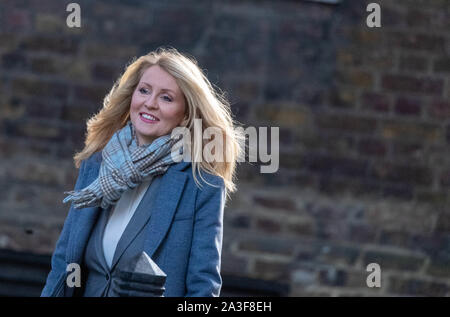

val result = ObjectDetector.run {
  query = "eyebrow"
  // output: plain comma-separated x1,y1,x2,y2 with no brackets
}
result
141,82,176,95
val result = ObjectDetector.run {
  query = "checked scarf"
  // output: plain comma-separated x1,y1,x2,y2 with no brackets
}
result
62,120,183,210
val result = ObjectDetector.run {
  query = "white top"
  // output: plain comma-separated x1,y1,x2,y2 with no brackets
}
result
102,178,153,269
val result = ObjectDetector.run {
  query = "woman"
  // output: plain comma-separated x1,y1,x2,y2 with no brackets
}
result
41,47,242,297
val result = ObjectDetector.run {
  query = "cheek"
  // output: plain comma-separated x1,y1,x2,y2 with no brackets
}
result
164,105,186,123
173,107,186,125
130,95,141,111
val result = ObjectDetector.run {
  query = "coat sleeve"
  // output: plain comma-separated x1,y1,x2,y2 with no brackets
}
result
185,174,226,297
40,159,87,297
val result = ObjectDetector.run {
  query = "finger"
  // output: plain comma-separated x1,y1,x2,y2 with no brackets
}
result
116,271,166,285
115,279,164,292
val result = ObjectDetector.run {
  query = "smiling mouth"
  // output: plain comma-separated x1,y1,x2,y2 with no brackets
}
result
140,112,160,122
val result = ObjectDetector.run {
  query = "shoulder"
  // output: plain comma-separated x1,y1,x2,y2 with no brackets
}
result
79,151,102,171
172,163,226,217
170,161,225,189
88,151,102,164
75,151,102,187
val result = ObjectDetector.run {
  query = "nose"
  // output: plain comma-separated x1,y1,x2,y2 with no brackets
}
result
144,94,158,110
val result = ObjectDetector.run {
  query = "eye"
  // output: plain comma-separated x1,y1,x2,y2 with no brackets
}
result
139,87,149,94
162,95,172,102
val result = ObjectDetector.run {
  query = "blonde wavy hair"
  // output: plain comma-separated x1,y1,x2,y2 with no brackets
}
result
73,47,243,194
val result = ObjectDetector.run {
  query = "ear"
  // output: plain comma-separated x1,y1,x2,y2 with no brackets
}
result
179,116,189,127
178,105,190,125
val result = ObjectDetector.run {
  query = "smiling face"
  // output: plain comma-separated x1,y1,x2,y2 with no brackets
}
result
129,65,187,146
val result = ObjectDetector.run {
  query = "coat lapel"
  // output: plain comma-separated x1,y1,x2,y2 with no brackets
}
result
143,168,188,259
108,176,162,271
94,204,111,271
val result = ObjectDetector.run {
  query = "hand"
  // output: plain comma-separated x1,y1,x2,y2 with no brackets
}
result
110,271,166,297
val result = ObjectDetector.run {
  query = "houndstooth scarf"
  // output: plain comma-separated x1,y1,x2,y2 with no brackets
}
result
62,120,183,210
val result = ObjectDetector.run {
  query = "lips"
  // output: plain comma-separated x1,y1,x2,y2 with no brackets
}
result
139,112,160,121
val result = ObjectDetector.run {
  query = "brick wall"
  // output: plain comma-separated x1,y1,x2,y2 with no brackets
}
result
0,0,449,296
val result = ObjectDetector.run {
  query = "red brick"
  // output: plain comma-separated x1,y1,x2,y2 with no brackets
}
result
361,92,390,112
91,63,120,81
378,229,412,248
415,190,448,206
382,120,441,141
253,196,296,211
382,74,443,95
370,162,433,186
2,52,28,70
315,114,377,134
12,78,68,101
364,251,426,272
433,57,450,73
74,84,109,103
389,277,449,296
435,212,450,233
357,138,387,157
6,9,32,31
336,70,373,88
348,224,378,243
394,97,422,116
30,57,59,74
20,35,79,54
303,154,368,179
238,238,294,257
399,55,428,72
382,6,405,28
427,255,450,278
221,252,249,276
228,214,251,229
397,32,445,52
428,99,450,119
390,140,423,159
318,268,347,286
61,104,95,123
253,260,291,282
405,9,431,28
328,88,356,109
25,98,63,120
447,124,450,144
256,217,281,234
286,221,315,237
441,170,450,187
382,184,414,200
